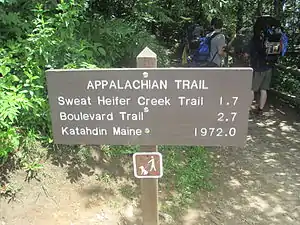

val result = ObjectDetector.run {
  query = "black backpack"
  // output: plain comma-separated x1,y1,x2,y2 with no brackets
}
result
253,16,288,65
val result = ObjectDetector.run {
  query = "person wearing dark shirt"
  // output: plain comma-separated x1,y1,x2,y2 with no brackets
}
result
245,35,273,115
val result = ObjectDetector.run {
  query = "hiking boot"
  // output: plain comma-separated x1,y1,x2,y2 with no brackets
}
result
249,108,255,116
254,108,264,116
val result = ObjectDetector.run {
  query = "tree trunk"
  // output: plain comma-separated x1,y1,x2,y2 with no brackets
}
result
236,1,244,33
256,0,262,17
274,0,284,19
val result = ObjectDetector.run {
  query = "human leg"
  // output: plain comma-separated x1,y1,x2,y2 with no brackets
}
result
258,69,272,110
251,91,254,105
251,71,263,107
259,90,267,110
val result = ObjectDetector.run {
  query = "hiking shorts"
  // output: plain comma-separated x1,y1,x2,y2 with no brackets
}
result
252,69,272,91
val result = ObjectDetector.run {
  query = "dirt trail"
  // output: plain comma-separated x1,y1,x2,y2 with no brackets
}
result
179,98,300,225
1,97,300,225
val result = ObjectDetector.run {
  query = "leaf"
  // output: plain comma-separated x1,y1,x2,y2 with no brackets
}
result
179,16,192,21
96,46,106,56
11,75,19,82
0,65,11,76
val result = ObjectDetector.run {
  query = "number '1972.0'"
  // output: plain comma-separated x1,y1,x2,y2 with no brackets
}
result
194,127,237,137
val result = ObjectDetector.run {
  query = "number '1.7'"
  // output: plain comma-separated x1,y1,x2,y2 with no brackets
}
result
220,97,238,106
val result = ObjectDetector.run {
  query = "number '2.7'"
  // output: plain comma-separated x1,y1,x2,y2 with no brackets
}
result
220,97,238,106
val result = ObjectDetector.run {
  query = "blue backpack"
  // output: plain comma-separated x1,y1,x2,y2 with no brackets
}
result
281,32,288,56
190,32,221,65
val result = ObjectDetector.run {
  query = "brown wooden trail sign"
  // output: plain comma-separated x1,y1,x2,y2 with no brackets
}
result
46,66,252,147
46,46,253,225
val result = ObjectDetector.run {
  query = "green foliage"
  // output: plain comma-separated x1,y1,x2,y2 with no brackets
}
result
272,66,300,98
102,145,139,158
0,182,21,203
160,146,213,210
0,0,170,176
81,17,169,67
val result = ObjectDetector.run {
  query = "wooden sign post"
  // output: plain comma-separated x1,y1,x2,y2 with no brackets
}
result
136,47,159,225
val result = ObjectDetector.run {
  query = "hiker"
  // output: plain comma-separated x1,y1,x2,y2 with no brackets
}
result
245,36,272,115
187,17,226,67
206,17,227,67
229,27,253,67
245,16,288,115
